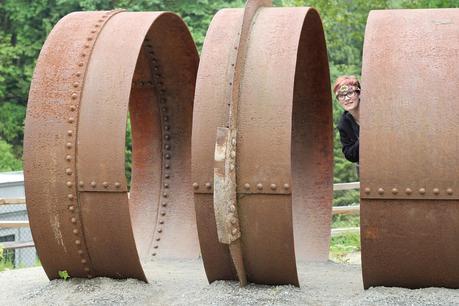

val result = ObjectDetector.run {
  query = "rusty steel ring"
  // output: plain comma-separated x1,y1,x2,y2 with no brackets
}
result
361,9,459,289
192,0,333,286
24,10,199,281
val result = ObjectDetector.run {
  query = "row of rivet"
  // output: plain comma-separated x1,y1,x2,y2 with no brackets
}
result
64,11,119,278
132,80,155,88
143,39,170,258
193,182,291,191
363,187,454,196
77,181,122,189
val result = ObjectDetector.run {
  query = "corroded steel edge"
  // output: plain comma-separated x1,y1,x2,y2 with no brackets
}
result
361,9,459,289
24,11,199,281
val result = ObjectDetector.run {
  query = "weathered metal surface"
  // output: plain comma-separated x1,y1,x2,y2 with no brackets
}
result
361,9,459,289
24,10,199,281
192,0,333,286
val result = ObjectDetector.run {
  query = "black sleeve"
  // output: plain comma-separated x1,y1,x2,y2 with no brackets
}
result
337,121,359,163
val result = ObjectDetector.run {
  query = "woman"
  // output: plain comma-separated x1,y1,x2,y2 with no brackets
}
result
334,75,360,176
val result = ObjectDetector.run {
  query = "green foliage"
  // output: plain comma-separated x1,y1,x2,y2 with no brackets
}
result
0,139,22,171
329,232,361,262
58,270,70,280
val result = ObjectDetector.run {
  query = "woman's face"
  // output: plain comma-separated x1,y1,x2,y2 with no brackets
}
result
336,85,360,112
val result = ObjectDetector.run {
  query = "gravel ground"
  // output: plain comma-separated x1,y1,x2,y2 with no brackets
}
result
1,256,459,305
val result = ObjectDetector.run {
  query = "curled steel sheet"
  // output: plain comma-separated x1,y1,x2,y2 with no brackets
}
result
24,10,199,281
192,0,333,286
361,9,459,289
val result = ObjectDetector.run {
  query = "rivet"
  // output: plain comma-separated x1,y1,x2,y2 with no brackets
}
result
84,44,90,48
71,217,77,224
230,217,237,224
84,267,90,272
71,93,78,99
205,182,211,189
163,193,168,198
75,240,81,245
68,194,74,200
154,245,158,249
103,182,109,188
87,37,93,41
364,187,371,194
419,188,426,195
231,228,238,235
78,249,84,255
114,182,120,188
90,29,96,33
157,228,162,233
165,163,170,169
94,24,100,28
405,188,412,195
433,188,440,195
391,188,398,195
68,117,75,123
78,62,84,67
156,237,161,241
70,105,76,111
152,253,157,256
66,168,73,175
68,205,75,211
165,153,171,159
378,188,384,195
73,82,79,88
284,183,290,190
270,184,277,190
165,174,170,179
75,71,82,77
230,151,236,158
73,229,79,235
66,181,73,187
81,259,87,264
164,183,169,188
161,202,167,207
79,181,84,187
98,19,104,23
229,82,233,86
164,125,170,131
91,181,96,188
159,220,164,224
161,98,167,104
256,183,263,190
161,211,166,216
67,130,73,136
66,142,72,149
164,116,169,122
164,134,171,140
244,183,250,190
446,188,453,195
154,66,159,71
81,53,86,57
164,144,171,150
229,205,236,212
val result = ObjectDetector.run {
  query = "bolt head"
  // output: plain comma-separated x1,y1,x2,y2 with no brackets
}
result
391,188,398,195
446,188,453,195
433,188,440,195
91,181,96,187
205,182,211,189
114,182,121,188
192,183,199,189
102,182,108,188
419,188,426,195
244,183,250,190
270,184,277,190
378,188,384,195
405,188,412,195
256,183,263,190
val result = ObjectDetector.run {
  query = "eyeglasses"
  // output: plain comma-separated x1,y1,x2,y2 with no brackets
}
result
336,90,359,101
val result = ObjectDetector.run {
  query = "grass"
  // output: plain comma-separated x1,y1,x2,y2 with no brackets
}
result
329,213,361,263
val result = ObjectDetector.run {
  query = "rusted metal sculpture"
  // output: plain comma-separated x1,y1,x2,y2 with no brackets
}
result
192,0,333,286
361,9,459,289
24,10,199,281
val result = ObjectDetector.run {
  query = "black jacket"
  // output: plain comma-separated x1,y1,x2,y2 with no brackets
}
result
337,111,359,163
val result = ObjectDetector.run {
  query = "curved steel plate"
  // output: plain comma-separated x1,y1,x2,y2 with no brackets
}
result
192,3,332,286
361,9,459,289
24,11,199,281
